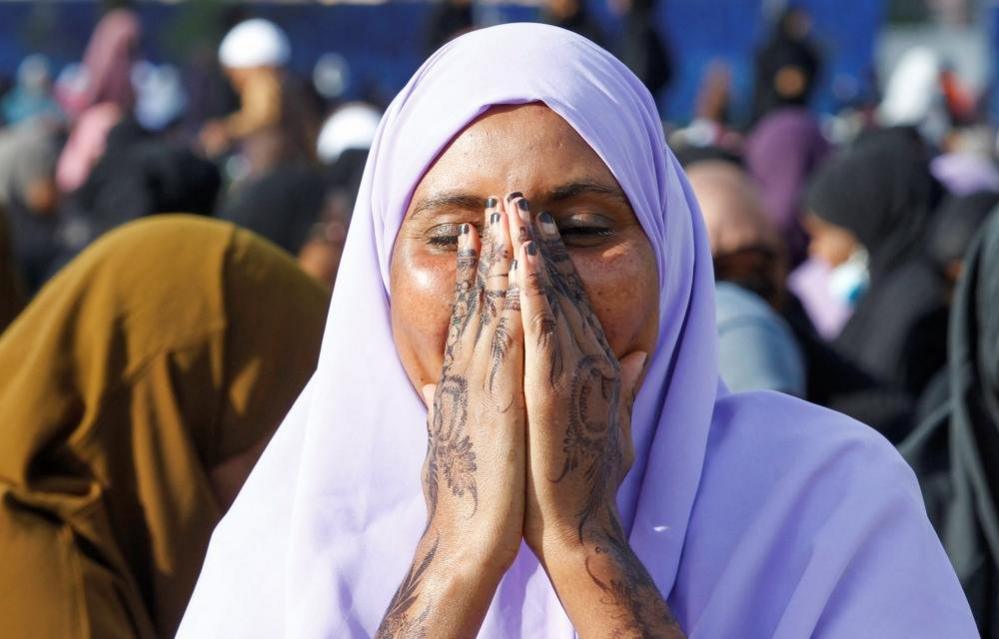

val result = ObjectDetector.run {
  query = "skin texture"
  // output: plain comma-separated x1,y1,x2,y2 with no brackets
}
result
803,211,861,268
381,104,682,638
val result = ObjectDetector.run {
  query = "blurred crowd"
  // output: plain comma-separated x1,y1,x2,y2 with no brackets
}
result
0,2,997,637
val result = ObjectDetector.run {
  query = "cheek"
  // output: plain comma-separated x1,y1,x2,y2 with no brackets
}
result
573,238,659,357
390,251,455,386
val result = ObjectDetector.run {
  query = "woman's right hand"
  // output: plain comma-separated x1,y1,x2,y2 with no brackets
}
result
421,196,526,569
376,197,525,638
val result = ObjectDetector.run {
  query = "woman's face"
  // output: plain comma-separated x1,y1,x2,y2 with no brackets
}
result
390,104,660,391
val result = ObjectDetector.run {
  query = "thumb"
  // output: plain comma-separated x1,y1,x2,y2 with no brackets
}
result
618,351,648,404
421,383,438,413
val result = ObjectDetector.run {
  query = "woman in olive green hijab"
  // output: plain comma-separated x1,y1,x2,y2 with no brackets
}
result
0,215,328,638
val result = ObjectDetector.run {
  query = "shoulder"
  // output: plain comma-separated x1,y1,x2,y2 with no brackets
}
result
674,392,976,637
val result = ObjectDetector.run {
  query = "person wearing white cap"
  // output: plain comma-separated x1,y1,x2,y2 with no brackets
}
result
199,18,298,158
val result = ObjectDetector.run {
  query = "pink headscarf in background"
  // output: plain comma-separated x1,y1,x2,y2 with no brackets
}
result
56,9,140,193
179,24,975,638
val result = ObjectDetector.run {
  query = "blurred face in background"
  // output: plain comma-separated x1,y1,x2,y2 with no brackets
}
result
803,212,860,267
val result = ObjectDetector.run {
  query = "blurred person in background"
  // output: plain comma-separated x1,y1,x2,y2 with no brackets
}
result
687,156,913,438
296,102,382,286
745,105,830,266
686,159,806,396
902,207,999,638
878,47,950,149
0,205,26,333
616,0,674,100
0,120,65,294
58,116,222,263
751,4,822,124
0,216,328,639
0,54,63,127
932,124,999,197
56,8,142,195
425,0,476,57
199,18,318,171
543,0,605,47
804,128,946,401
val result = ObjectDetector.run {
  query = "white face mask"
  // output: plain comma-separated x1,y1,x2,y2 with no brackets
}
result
827,248,870,308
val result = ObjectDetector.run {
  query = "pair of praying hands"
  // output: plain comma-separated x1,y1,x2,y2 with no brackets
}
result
377,194,683,638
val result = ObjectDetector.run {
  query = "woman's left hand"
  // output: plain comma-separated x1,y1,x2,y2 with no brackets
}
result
508,195,684,639
506,195,647,557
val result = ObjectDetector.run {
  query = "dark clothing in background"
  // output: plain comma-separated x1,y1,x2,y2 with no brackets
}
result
4,199,63,294
903,209,999,637
0,206,25,331
781,293,915,442
751,10,821,123
425,1,474,56
807,128,946,398
619,3,673,98
546,9,605,49
220,165,326,256
63,117,221,260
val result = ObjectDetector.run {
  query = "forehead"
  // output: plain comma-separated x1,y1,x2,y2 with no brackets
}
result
412,103,619,197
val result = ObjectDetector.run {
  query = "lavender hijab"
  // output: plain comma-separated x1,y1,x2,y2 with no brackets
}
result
180,24,975,638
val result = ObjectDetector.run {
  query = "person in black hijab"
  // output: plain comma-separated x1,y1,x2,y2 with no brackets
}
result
751,5,821,123
901,207,999,638
424,0,475,57
543,0,605,48
617,0,673,98
805,127,946,398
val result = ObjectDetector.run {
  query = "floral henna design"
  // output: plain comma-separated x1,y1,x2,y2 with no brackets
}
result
584,519,680,638
557,355,623,539
375,537,439,639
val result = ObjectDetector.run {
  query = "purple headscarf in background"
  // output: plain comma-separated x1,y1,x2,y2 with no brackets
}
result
179,24,975,638
746,107,830,265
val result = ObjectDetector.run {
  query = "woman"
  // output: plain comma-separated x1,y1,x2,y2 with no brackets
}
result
745,106,829,266
0,215,328,637
56,8,142,194
0,119,63,294
902,208,999,637
180,25,974,637
805,127,946,397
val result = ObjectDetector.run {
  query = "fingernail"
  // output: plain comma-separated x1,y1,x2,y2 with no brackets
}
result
506,191,523,202
490,212,500,225
538,211,557,235
460,223,470,235
526,242,537,256
517,198,530,212
486,197,498,209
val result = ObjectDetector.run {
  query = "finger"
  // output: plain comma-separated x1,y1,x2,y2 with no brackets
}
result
421,383,438,412
486,255,524,400
444,223,482,368
506,192,534,247
534,210,613,358
616,351,647,479
519,240,570,389
477,197,511,339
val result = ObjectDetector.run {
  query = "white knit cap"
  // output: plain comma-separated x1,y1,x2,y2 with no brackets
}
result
219,19,291,69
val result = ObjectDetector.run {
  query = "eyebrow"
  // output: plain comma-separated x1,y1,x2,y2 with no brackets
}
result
410,180,628,220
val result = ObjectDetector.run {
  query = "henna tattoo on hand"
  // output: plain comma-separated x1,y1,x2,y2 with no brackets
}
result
584,519,680,639
426,375,477,516
557,356,622,539
375,538,439,639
